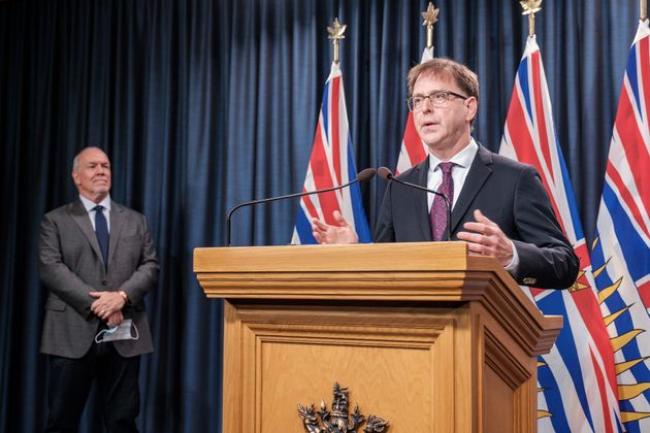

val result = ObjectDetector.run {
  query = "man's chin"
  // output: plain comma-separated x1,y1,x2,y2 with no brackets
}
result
420,133,442,146
91,189,110,200
93,184,110,192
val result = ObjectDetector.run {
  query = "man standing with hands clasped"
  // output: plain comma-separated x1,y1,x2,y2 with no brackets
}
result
312,58,578,289
39,147,158,432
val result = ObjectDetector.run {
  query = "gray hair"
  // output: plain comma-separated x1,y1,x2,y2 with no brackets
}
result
72,146,106,172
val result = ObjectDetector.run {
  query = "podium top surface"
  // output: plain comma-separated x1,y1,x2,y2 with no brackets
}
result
194,241,472,273
193,242,562,355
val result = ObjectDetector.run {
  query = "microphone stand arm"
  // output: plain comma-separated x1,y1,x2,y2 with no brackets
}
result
225,179,360,246
382,173,452,242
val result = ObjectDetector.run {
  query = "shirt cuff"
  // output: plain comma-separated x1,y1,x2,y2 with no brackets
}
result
503,240,519,272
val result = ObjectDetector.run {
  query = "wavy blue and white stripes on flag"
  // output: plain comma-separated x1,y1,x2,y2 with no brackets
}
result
500,35,622,433
591,20,650,433
291,62,371,244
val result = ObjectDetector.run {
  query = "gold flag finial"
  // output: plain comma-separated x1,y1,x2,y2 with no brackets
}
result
520,0,542,37
421,2,440,50
327,17,347,64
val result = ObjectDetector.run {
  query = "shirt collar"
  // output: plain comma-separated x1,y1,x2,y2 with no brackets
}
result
428,138,479,172
79,194,112,213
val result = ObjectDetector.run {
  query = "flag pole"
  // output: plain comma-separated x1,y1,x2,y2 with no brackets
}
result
421,2,439,52
519,0,542,37
327,18,347,65
642,0,648,21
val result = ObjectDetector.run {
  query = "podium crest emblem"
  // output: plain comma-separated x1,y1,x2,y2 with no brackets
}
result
297,383,389,433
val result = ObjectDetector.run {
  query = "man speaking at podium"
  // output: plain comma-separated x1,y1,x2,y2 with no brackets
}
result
312,58,578,289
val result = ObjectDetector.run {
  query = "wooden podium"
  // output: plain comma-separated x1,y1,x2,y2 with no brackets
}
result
194,242,562,433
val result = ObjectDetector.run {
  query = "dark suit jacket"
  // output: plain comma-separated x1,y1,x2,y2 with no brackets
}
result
39,199,159,358
375,145,579,289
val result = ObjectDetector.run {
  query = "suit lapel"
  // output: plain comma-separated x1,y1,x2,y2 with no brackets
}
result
451,146,493,233
108,201,125,269
414,158,433,241
69,200,104,263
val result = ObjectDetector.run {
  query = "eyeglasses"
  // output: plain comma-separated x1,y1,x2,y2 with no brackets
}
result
407,90,469,111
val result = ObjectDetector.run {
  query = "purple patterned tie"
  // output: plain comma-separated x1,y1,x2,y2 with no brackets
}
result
430,162,454,241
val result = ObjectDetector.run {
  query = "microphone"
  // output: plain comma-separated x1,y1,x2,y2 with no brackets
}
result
377,166,452,241
226,168,377,246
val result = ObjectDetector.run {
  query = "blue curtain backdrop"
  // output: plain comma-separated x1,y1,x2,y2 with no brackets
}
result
0,0,639,432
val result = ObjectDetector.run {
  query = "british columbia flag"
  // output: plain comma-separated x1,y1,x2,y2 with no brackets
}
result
499,36,622,433
395,47,433,175
590,21,650,433
292,62,371,244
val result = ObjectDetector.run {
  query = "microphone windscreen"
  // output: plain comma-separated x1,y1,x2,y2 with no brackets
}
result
377,166,393,180
356,167,377,182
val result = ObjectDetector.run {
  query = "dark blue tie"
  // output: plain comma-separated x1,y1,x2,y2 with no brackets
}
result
93,205,109,268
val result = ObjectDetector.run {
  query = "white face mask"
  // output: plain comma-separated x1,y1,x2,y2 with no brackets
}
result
94,319,139,344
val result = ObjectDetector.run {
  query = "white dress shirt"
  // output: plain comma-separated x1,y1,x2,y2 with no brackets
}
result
426,138,479,211
79,194,112,233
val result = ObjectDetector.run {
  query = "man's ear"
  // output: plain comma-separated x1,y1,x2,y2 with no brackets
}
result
465,97,478,123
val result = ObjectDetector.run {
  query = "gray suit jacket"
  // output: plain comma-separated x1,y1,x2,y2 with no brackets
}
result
39,199,158,358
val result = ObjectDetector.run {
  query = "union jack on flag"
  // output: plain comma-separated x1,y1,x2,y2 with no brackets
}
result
395,47,433,175
499,36,622,433
292,62,371,244
590,21,650,433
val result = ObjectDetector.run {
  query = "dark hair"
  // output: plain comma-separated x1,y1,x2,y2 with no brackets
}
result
407,58,479,101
